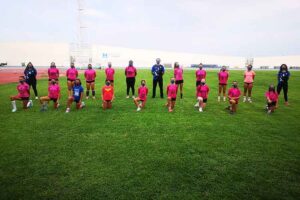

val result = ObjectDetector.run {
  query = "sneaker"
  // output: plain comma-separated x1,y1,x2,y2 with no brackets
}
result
27,100,33,108
223,97,226,102
267,110,272,114
132,95,135,99
126,96,130,99
65,108,70,113
194,102,199,107
199,107,203,112
56,103,60,108
217,96,220,102
11,108,17,112
35,96,38,100
137,107,141,112
243,96,247,102
92,96,96,100
80,102,85,108
86,96,89,100
248,97,252,103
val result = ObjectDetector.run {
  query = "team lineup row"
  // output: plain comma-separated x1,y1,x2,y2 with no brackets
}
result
10,59,291,114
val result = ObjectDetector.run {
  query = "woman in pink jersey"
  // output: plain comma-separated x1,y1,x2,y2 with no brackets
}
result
265,84,278,114
48,62,59,85
105,62,115,87
166,78,178,112
218,66,229,102
174,62,184,99
66,62,78,96
195,63,206,87
134,80,148,112
9,76,32,112
84,64,97,99
125,60,137,98
243,65,256,103
196,79,210,112
227,81,241,114
39,79,61,111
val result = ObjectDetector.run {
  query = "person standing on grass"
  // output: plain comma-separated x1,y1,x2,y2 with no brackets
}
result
105,62,115,87
9,76,32,112
65,78,85,113
227,81,241,114
66,62,78,97
174,62,184,99
24,62,38,99
277,64,290,106
84,64,97,99
39,79,60,111
133,80,148,112
265,84,278,114
102,81,114,110
196,79,210,112
125,60,137,98
166,78,178,112
47,62,59,85
194,63,206,107
218,66,229,102
243,64,256,103
152,58,165,98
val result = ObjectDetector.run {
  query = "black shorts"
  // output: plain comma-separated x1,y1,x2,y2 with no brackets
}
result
196,81,201,86
50,98,58,103
203,98,207,103
67,79,75,82
268,101,277,107
74,99,80,103
48,78,59,81
104,100,112,103
219,83,227,86
175,80,184,84
106,79,114,83
171,97,176,101
86,80,95,83
21,97,29,100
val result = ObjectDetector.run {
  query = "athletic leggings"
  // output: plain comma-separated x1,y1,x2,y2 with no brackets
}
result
126,77,135,95
26,79,38,96
277,82,288,102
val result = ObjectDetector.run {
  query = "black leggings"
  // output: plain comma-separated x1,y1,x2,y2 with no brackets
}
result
277,82,288,102
27,80,38,97
126,77,135,95
153,78,164,98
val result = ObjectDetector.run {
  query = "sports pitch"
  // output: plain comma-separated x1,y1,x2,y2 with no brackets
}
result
0,69,299,199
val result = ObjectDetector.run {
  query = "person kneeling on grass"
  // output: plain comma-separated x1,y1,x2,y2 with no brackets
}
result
10,76,33,112
40,79,61,111
66,78,85,113
227,81,241,114
134,80,148,112
265,84,278,114
196,79,210,112
102,81,114,110
166,78,178,112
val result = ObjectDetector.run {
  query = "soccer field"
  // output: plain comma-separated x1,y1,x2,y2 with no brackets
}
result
0,69,299,199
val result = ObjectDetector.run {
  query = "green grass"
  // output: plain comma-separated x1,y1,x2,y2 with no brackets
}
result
0,69,299,200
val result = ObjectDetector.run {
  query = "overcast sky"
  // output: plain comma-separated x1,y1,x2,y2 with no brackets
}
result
1,0,300,56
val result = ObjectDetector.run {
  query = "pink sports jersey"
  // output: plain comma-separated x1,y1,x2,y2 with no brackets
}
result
48,68,59,79
218,71,229,84
228,88,241,99
84,69,96,81
17,83,30,98
196,69,206,81
197,85,210,99
48,84,60,99
105,68,115,81
244,70,255,83
138,86,148,101
167,84,178,98
265,91,278,102
174,68,183,81
66,68,78,80
125,66,137,78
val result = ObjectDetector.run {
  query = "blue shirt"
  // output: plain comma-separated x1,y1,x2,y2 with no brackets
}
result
278,71,290,83
73,85,84,101
151,64,165,80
